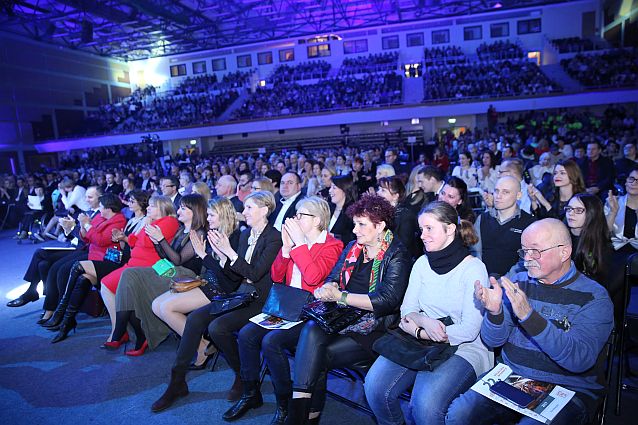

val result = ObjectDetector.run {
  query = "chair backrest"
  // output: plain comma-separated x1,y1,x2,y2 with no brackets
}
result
626,252,638,278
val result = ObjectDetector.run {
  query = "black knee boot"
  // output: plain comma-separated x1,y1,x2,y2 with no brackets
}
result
284,397,310,425
51,276,91,343
270,392,291,425
151,368,189,412
43,261,85,329
223,380,263,421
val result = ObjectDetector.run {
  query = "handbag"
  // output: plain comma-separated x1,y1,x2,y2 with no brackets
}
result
103,247,122,264
301,299,367,334
152,258,176,277
209,291,258,316
372,316,457,371
170,276,205,293
262,284,314,322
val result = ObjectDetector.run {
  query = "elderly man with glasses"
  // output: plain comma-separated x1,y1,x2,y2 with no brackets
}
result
447,218,613,425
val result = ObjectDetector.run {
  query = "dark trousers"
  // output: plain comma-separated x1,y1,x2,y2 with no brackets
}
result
292,321,374,411
238,321,303,395
23,248,71,286
43,250,87,311
173,300,263,373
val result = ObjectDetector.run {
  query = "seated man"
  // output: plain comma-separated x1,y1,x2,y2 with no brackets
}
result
447,218,613,425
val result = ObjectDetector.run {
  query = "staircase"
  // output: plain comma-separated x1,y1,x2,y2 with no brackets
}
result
217,89,250,122
541,63,584,93
403,76,424,104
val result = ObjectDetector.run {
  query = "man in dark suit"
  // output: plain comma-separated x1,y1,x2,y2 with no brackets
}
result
416,165,445,206
269,172,303,231
578,140,615,198
215,175,244,213
160,176,182,211
102,172,123,195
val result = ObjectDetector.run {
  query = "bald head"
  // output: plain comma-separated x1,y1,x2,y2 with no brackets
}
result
493,176,522,212
524,218,572,247
216,175,237,198
521,218,572,283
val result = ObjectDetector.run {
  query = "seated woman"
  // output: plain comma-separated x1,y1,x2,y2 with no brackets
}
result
224,196,344,423
151,191,282,412
438,176,476,222
104,194,207,355
42,193,127,333
151,196,241,361
327,175,357,244
451,151,479,189
285,194,411,425
529,159,585,221
604,170,638,324
99,195,180,347
48,190,148,335
377,176,422,260
364,201,491,425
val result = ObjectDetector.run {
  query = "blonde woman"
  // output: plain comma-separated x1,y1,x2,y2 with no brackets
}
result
99,195,179,348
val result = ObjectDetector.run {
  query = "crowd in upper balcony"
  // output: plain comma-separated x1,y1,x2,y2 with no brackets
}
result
338,52,399,75
476,40,525,61
423,46,466,65
561,48,638,88
267,61,332,84
552,37,598,54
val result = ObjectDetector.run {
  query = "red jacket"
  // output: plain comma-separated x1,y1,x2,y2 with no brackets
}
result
127,215,180,267
82,212,127,261
270,232,343,294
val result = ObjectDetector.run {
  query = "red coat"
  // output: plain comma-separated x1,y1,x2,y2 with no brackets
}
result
101,215,180,293
82,212,127,261
270,233,343,294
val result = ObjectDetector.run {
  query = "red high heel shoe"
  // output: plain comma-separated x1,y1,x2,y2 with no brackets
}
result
101,332,129,350
125,340,148,357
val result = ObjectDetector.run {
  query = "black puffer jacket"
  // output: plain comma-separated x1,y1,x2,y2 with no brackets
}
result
324,237,412,331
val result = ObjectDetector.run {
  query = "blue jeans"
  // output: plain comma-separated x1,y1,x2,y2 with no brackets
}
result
445,382,589,425
364,355,476,425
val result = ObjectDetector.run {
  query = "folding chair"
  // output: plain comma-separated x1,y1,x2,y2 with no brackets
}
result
615,253,638,415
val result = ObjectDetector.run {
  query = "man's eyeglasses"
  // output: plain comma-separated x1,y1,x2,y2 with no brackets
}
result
564,206,585,214
627,177,638,184
251,186,261,191
294,213,314,220
517,244,564,260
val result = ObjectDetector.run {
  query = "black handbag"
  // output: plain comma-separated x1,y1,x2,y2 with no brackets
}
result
301,299,367,334
209,291,258,316
372,316,457,371
262,284,314,321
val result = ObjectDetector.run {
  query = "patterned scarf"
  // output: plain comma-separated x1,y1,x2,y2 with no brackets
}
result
339,229,394,292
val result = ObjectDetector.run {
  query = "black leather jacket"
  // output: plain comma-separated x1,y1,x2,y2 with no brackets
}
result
325,237,412,331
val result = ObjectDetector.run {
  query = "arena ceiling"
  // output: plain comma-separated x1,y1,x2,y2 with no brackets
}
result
1,0,566,61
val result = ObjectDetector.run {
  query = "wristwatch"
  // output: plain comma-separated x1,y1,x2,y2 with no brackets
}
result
337,291,349,306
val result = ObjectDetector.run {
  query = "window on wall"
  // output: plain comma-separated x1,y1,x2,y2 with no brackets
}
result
382,35,399,50
192,61,206,74
279,48,294,62
212,58,226,71
307,43,331,58
432,29,450,44
170,64,187,77
518,18,541,35
237,54,252,68
343,39,368,54
490,22,509,38
464,25,482,41
258,51,273,65
406,32,424,47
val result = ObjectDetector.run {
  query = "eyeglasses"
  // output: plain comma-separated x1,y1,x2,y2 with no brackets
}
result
627,177,638,184
294,213,314,220
251,186,261,190
564,206,585,214
517,244,564,260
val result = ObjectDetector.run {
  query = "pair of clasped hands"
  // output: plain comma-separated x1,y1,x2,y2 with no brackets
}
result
188,228,234,261
399,275,534,343
59,212,90,234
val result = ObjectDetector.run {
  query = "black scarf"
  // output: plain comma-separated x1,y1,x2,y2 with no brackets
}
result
425,236,469,275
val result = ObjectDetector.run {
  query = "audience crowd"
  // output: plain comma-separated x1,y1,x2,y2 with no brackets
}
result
424,59,560,101
338,52,399,75
476,40,524,61
3,74,636,424
268,61,332,84
561,48,638,87
552,36,598,54
423,46,465,66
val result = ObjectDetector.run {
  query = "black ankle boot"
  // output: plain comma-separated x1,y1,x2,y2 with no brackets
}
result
270,392,290,425
43,262,85,328
284,397,310,425
223,380,263,421
51,315,77,344
151,369,189,412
